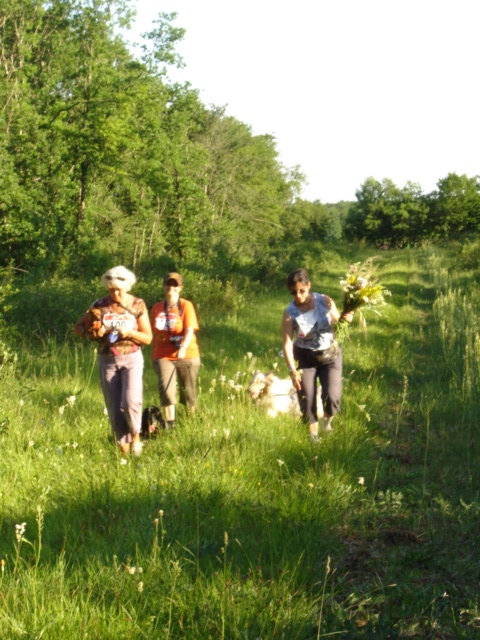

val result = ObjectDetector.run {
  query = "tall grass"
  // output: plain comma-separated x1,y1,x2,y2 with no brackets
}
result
1,244,480,637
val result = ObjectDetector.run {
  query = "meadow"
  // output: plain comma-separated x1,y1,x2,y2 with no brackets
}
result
1,243,480,638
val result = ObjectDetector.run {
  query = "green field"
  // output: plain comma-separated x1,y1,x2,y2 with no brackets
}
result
1,244,480,638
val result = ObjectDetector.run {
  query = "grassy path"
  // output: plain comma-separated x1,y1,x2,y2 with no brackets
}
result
1,246,480,638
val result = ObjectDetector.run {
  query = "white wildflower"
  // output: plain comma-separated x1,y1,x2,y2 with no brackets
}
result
15,522,26,542
58,406,65,415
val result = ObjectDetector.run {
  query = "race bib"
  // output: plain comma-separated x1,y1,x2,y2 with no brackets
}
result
155,311,179,331
103,313,136,332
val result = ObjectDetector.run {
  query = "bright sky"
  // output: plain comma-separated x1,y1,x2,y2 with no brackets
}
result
123,0,480,203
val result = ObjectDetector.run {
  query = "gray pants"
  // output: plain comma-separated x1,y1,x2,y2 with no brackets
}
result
294,345,343,423
98,350,144,445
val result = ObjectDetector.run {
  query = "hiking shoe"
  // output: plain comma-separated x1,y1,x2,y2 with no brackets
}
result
131,441,143,456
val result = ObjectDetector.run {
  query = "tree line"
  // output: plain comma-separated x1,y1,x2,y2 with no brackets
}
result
345,174,480,249
1,1,479,282
0,0,309,278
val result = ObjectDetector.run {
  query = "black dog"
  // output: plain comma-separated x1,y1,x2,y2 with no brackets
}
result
141,406,165,439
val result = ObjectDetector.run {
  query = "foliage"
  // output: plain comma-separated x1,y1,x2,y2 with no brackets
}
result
0,0,300,278
458,235,480,270
345,173,480,248
433,172,480,236
2,2,480,276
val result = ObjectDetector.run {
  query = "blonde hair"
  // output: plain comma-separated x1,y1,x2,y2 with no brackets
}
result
101,266,136,292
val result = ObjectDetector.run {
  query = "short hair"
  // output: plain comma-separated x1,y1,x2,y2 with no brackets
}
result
286,268,310,289
101,266,136,292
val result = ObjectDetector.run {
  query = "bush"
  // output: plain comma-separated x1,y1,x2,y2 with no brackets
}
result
459,236,480,270
4,275,98,339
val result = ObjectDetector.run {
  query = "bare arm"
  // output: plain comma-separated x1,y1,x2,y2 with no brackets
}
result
324,295,354,323
177,327,194,359
119,311,152,345
73,313,89,338
282,310,302,390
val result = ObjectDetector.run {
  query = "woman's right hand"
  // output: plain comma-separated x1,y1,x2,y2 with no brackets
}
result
289,369,302,390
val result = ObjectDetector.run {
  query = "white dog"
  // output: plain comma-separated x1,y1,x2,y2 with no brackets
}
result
248,370,323,419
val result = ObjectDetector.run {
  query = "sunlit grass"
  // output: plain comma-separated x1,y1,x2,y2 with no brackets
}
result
1,245,480,637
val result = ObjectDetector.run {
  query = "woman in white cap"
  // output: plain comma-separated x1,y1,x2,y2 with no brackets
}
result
74,266,152,454
150,272,201,429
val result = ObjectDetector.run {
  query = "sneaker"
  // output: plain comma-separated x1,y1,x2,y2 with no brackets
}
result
131,441,143,456
309,432,319,443
321,418,333,433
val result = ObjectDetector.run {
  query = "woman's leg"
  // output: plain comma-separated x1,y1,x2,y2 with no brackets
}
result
121,350,144,453
98,355,130,447
297,366,320,438
317,349,343,430
153,358,177,427
176,358,201,414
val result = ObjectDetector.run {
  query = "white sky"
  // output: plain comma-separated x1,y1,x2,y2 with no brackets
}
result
122,0,480,203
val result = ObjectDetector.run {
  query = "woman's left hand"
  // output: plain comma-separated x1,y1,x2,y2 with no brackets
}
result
177,345,187,359
341,311,354,323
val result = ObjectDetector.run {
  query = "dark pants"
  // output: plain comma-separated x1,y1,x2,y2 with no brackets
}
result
294,345,343,424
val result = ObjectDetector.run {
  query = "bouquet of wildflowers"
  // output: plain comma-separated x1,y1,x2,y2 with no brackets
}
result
336,258,391,343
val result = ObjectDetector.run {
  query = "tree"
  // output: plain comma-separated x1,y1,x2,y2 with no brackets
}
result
345,178,398,245
195,109,300,268
346,178,432,247
432,173,480,237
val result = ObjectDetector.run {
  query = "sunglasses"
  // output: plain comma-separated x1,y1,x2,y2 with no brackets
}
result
107,276,126,281
164,282,180,288
290,288,308,295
